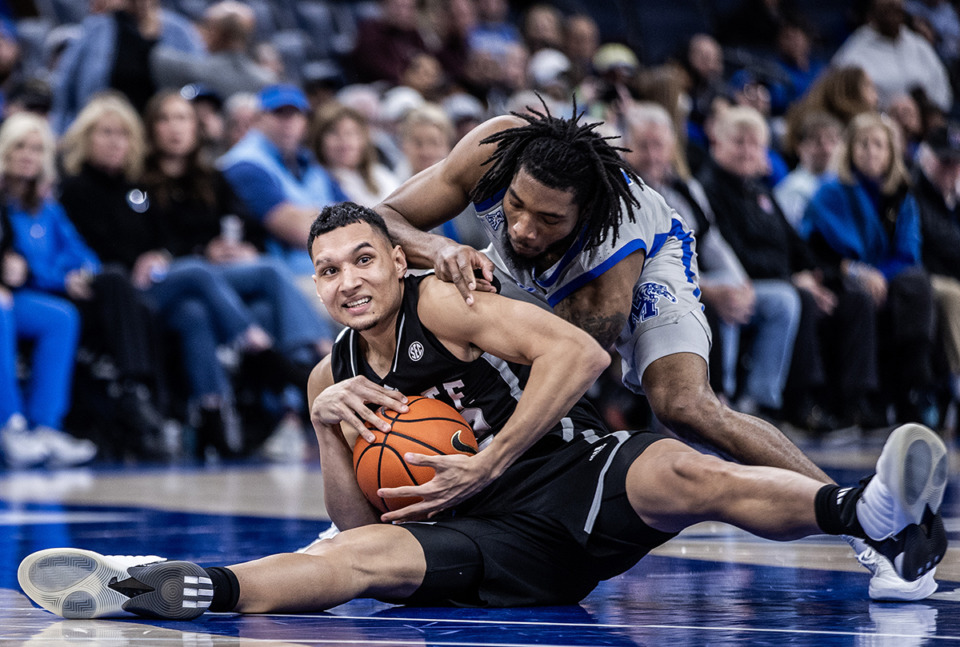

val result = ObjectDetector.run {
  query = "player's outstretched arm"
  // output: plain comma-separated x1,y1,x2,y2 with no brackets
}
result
379,277,610,522
376,116,525,305
308,358,403,529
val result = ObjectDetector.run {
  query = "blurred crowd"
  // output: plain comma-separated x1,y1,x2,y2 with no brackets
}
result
0,0,958,469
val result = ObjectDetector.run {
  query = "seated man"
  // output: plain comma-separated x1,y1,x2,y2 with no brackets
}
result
18,204,947,619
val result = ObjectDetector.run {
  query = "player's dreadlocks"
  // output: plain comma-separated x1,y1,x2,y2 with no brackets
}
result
471,101,642,250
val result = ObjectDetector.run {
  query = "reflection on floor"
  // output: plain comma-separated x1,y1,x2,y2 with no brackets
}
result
1,431,958,646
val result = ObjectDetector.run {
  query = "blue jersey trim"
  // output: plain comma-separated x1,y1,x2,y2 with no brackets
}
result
546,238,647,307
670,218,700,296
473,188,508,213
534,226,591,289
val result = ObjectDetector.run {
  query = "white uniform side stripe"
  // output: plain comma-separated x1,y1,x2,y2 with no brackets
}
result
583,430,632,534
480,354,523,402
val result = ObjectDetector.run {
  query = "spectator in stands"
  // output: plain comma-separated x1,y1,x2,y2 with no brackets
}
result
0,115,97,468
833,0,952,112
180,84,227,161
430,0,476,86
769,20,826,116
397,103,485,248
623,102,755,397
309,102,399,208
223,91,258,148
151,1,276,100
697,106,802,419
2,111,168,460
470,0,521,60
0,113,164,456
563,14,599,86
4,78,52,120
726,69,788,186
142,89,329,460
218,84,348,284
59,93,295,459
911,124,960,405
700,106,861,430
775,111,843,229
522,4,563,54
398,54,445,103
51,0,203,133
802,112,938,426
351,0,431,85
904,0,960,65
684,34,726,154
887,92,925,164
784,65,878,170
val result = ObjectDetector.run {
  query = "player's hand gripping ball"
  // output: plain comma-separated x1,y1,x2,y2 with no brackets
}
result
353,395,478,513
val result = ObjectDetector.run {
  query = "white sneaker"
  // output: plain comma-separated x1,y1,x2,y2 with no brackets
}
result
18,548,211,620
296,523,341,553
34,427,97,467
857,424,947,541
1,414,48,468
852,539,938,601
261,415,307,463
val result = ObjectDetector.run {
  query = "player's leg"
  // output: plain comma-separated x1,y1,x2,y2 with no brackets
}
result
626,424,948,580
230,524,426,613
19,524,427,619
641,349,832,483
624,437,823,539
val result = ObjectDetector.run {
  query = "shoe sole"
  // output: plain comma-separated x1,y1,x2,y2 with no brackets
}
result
18,549,211,620
877,424,948,531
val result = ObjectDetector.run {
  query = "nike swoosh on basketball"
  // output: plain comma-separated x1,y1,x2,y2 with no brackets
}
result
451,430,477,455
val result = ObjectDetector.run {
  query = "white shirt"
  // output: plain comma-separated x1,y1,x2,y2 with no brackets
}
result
833,25,952,111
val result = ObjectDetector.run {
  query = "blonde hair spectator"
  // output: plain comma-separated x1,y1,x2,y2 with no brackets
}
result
835,112,910,195
712,105,770,146
0,112,58,203
61,92,146,181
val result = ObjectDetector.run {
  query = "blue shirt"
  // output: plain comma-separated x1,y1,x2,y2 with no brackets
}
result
218,129,348,274
8,197,101,293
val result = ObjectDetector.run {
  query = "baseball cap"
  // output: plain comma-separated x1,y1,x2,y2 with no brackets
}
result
592,43,639,75
258,84,310,112
528,48,571,88
180,83,223,110
926,123,960,161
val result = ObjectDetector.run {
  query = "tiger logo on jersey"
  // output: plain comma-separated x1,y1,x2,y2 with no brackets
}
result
630,282,677,330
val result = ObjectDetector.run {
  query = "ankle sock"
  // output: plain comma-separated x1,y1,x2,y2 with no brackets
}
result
204,566,240,612
815,483,867,538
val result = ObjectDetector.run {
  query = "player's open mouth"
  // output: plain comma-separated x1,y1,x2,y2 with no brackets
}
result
344,297,371,310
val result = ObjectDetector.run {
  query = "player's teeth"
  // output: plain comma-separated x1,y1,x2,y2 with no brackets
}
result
347,297,370,307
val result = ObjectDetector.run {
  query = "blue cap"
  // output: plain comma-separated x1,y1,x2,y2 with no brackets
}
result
258,84,309,112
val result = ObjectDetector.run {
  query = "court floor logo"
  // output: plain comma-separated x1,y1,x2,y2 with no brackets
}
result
630,282,677,329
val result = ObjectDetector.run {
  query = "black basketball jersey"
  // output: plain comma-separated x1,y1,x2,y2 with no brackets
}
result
330,274,608,448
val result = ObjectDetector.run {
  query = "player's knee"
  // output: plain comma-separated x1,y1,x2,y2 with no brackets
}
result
664,452,734,516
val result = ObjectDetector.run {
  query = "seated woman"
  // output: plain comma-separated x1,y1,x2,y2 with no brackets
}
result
0,122,96,467
309,102,399,207
58,92,314,460
141,89,332,459
803,111,938,426
2,112,167,460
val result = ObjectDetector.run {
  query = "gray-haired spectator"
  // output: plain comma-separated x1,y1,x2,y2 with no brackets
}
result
150,1,277,99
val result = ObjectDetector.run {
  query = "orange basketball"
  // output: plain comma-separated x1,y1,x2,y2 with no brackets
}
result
353,395,478,513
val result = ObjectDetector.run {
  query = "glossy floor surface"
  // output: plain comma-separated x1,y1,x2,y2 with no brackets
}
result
2,429,959,646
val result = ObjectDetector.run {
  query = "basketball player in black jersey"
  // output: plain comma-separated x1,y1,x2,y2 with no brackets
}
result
17,203,947,618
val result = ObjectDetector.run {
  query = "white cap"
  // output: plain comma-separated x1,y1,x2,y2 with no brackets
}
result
527,48,571,88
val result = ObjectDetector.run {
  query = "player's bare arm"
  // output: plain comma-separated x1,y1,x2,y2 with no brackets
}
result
552,249,646,349
376,116,527,304
379,276,610,522
307,358,397,529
